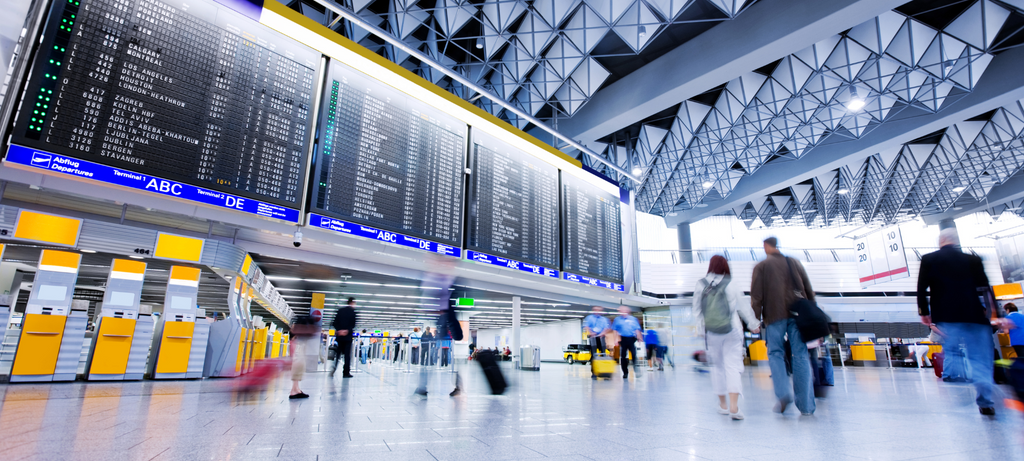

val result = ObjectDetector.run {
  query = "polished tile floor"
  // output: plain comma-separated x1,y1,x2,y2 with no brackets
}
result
1,360,1022,461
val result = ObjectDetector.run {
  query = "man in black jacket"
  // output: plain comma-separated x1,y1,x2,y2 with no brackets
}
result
917,228,996,415
331,297,357,378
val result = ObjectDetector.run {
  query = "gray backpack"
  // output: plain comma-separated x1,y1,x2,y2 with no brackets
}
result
699,277,733,334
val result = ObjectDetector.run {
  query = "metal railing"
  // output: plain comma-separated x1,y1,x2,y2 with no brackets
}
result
639,247,998,264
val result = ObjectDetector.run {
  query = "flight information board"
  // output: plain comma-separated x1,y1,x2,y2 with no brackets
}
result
309,60,466,246
9,0,320,210
561,173,624,284
466,130,559,270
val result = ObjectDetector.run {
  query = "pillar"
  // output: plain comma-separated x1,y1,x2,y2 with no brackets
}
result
512,296,521,369
677,223,693,263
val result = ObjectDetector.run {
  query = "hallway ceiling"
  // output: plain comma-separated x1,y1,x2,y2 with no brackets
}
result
289,0,1024,230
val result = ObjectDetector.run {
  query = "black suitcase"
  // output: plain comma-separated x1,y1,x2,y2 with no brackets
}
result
476,350,507,394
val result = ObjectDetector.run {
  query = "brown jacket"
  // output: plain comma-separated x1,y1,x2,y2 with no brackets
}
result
750,254,815,325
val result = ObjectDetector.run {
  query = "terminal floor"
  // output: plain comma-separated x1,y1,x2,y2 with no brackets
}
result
1,361,1022,461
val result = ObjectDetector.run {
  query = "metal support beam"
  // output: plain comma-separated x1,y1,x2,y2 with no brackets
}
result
922,172,1024,225
512,296,521,370
665,44,1024,228
555,0,904,146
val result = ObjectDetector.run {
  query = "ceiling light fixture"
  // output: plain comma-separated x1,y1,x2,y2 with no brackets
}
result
846,87,866,112
952,186,966,192
129,255,144,259
632,167,642,176
638,25,647,40
837,188,850,195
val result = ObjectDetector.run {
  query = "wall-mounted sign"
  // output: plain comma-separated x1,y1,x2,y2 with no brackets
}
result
854,226,909,288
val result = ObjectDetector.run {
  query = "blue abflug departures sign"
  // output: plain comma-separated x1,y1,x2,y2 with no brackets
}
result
562,272,625,292
7,145,300,222
465,250,559,278
308,213,461,257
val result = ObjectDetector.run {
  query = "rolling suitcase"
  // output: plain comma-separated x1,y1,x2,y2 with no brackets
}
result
932,352,944,378
591,353,616,378
476,350,507,394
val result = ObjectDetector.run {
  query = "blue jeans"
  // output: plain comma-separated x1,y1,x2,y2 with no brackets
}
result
936,323,995,408
942,344,966,381
766,319,815,414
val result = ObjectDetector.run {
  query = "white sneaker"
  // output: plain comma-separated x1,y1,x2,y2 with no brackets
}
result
717,406,730,415
730,410,744,420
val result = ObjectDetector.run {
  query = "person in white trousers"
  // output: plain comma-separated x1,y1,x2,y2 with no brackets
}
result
693,255,760,420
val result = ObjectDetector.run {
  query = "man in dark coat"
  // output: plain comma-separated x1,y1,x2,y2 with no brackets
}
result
751,237,816,415
331,297,357,378
918,228,996,416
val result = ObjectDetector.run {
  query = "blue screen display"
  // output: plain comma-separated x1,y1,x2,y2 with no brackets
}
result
309,213,461,257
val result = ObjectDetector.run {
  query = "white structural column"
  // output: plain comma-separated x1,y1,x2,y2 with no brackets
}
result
512,296,521,369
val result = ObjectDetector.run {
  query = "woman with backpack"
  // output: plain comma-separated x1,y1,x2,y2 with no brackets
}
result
693,255,760,420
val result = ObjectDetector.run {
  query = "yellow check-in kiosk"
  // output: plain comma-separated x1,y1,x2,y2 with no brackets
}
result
148,265,202,379
11,249,86,382
86,259,151,381
270,330,282,358
283,334,290,357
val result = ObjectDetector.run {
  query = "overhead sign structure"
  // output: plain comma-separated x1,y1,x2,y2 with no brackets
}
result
854,226,909,288
5,0,319,221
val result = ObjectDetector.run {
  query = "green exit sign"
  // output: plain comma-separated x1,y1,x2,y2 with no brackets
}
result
374,330,381,334
456,298,474,306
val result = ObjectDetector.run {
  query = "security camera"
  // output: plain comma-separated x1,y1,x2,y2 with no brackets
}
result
293,229,303,248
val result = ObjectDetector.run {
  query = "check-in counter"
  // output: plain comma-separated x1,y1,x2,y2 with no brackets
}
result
86,259,148,381
11,249,86,383
148,266,202,379
270,330,282,358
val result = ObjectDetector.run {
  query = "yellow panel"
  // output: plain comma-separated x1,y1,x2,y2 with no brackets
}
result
155,322,194,374
235,328,247,372
270,331,282,358
13,314,67,376
261,1,583,170
0,244,6,260
851,344,877,361
927,344,942,359
112,259,147,274
240,254,253,276
245,329,256,370
312,292,325,309
994,283,1023,300
154,233,204,263
14,210,81,246
169,266,202,282
89,318,137,375
40,249,81,269
748,340,768,361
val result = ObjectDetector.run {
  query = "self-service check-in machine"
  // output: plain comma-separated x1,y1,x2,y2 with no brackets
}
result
11,249,87,382
270,329,282,358
205,278,250,377
85,259,150,381
147,266,201,379
187,310,211,379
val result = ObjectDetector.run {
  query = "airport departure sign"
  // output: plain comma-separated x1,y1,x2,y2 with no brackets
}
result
561,172,625,286
466,130,560,272
309,60,466,247
8,0,320,216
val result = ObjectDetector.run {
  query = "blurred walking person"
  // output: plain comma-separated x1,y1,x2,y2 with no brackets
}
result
695,255,760,420
611,306,642,379
584,306,611,378
644,328,661,371
918,228,998,416
415,257,464,397
288,315,319,399
751,237,816,415
330,298,357,378
409,328,422,364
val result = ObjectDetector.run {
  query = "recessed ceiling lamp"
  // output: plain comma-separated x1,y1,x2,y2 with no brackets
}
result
702,180,714,188
632,167,642,176
846,87,866,112
837,188,850,195
129,255,144,259
952,186,966,192
475,39,483,50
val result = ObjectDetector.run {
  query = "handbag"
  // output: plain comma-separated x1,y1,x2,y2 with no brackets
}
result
785,257,831,342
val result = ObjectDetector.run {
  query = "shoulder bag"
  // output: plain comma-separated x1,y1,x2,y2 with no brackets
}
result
785,257,831,342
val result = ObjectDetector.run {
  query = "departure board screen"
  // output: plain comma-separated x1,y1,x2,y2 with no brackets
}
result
467,130,559,269
9,0,320,208
309,60,466,246
561,173,624,283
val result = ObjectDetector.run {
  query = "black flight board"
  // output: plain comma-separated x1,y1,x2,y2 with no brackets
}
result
310,60,466,246
562,173,624,283
467,130,559,269
11,0,320,207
